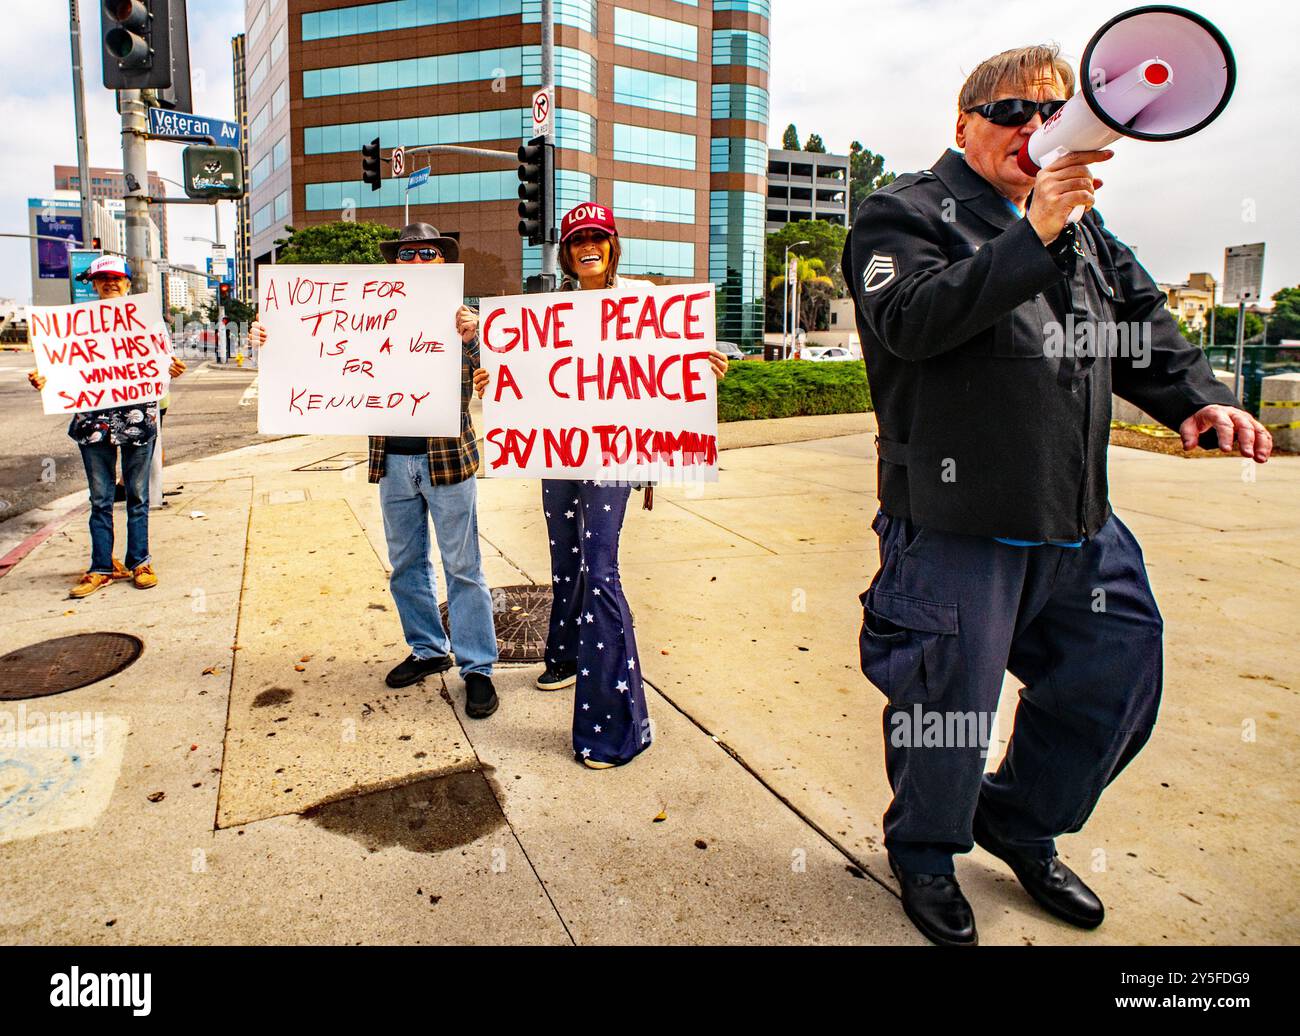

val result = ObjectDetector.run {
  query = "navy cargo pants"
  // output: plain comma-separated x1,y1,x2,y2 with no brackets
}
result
860,510,1164,875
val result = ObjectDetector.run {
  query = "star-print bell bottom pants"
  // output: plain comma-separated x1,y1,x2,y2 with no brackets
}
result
542,479,652,766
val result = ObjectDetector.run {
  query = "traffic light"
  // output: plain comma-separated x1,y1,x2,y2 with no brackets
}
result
218,282,231,304
517,135,555,245
361,138,382,191
101,0,177,91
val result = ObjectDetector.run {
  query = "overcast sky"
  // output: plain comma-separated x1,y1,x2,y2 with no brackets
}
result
3,1,1296,303
768,0,1300,300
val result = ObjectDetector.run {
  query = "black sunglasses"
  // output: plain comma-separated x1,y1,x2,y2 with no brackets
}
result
964,98,1068,127
397,246,441,261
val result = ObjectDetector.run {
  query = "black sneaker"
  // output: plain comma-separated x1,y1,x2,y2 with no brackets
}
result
464,673,499,719
536,660,578,691
385,653,452,688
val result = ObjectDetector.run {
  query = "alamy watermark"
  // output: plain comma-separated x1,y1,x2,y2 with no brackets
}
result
889,704,997,758
1043,316,1151,368
0,705,105,759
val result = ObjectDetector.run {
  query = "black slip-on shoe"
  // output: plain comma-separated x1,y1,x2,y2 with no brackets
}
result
385,653,453,688
464,673,499,719
888,855,978,947
972,809,1104,929
536,660,577,691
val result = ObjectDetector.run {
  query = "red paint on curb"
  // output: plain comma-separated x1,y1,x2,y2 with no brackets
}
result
0,503,88,580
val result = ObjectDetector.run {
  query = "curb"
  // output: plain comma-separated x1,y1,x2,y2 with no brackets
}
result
0,502,88,581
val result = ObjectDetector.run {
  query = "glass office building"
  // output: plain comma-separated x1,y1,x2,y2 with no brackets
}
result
242,0,769,347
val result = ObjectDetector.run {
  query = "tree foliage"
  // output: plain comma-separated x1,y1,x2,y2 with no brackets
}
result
804,133,826,153
206,295,256,325
1202,304,1264,345
848,142,897,217
781,123,801,150
765,219,849,296
1267,286,1300,342
274,221,399,265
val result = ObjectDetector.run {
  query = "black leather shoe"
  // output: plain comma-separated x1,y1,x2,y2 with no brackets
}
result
972,810,1105,929
888,855,978,946
536,660,577,690
385,653,452,688
464,673,499,719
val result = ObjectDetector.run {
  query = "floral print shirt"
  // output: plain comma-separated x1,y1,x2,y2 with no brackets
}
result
67,403,159,448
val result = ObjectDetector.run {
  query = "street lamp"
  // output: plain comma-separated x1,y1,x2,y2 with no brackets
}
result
782,239,809,358
185,232,227,362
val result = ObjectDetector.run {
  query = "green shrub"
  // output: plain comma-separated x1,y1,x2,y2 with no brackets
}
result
716,359,871,422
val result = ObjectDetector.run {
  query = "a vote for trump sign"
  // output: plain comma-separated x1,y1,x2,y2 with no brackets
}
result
29,293,172,415
479,283,719,482
256,263,464,437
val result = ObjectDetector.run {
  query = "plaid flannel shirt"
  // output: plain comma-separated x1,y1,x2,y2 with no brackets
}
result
367,334,479,485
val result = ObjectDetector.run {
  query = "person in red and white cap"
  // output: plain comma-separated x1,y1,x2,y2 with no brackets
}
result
27,255,187,597
474,203,728,769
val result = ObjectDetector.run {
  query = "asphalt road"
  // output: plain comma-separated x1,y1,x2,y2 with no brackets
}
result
0,352,264,523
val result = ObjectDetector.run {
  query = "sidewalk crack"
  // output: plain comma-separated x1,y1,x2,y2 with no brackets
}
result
439,682,577,945
641,674,899,902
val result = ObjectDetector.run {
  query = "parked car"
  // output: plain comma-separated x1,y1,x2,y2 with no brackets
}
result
806,346,856,362
716,340,747,362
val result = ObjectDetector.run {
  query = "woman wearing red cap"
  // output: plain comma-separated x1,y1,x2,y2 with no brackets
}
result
475,203,727,768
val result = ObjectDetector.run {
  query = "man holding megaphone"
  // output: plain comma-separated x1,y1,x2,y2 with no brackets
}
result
844,13,1271,947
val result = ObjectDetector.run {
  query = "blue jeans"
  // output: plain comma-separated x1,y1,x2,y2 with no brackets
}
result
79,440,152,573
378,454,497,677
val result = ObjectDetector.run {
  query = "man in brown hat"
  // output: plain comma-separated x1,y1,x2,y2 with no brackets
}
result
250,222,498,719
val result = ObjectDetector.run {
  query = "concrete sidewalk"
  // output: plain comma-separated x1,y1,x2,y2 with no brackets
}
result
0,420,1295,945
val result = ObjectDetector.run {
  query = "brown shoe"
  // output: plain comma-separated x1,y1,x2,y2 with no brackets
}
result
69,572,115,599
132,563,158,589
109,558,132,580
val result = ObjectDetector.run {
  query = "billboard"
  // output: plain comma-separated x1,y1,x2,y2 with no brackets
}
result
36,212,83,280
69,250,102,303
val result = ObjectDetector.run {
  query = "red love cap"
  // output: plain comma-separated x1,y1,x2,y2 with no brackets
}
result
560,203,617,242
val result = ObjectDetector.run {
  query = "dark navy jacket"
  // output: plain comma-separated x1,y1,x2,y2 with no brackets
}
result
843,149,1236,541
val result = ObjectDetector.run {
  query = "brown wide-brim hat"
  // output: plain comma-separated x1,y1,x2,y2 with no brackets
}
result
379,222,460,263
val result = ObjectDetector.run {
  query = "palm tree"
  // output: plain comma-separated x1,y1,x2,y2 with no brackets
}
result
770,256,836,335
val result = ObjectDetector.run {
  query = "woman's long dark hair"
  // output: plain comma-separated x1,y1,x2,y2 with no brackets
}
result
560,232,621,288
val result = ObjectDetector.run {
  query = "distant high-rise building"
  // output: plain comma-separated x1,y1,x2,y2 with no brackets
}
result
242,0,770,347
765,148,850,231
232,32,254,303
53,165,170,259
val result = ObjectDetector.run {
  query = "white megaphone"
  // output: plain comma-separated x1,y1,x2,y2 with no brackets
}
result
1017,5,1236,221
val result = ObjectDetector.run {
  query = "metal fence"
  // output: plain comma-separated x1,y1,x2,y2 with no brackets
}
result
1205,345,1300,415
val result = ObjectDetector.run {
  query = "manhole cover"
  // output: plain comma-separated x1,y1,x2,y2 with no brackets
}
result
440,584,551,663
0,632,144,700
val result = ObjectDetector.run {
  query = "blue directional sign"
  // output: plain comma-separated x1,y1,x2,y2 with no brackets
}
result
206,257,235,287
407,167,430,191
149,107,242,148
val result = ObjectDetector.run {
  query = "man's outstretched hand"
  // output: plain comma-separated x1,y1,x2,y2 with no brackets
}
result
1179,403,1273,462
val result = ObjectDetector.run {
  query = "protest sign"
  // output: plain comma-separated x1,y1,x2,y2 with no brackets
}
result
29,292,171,416
479,282,719,482
256,263,464,437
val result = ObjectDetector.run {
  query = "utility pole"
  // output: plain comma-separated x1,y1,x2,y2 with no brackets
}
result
1233,300,1246,400
214,201,225,361
540,0,557,283
68,0,94,239
119,88,152,294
